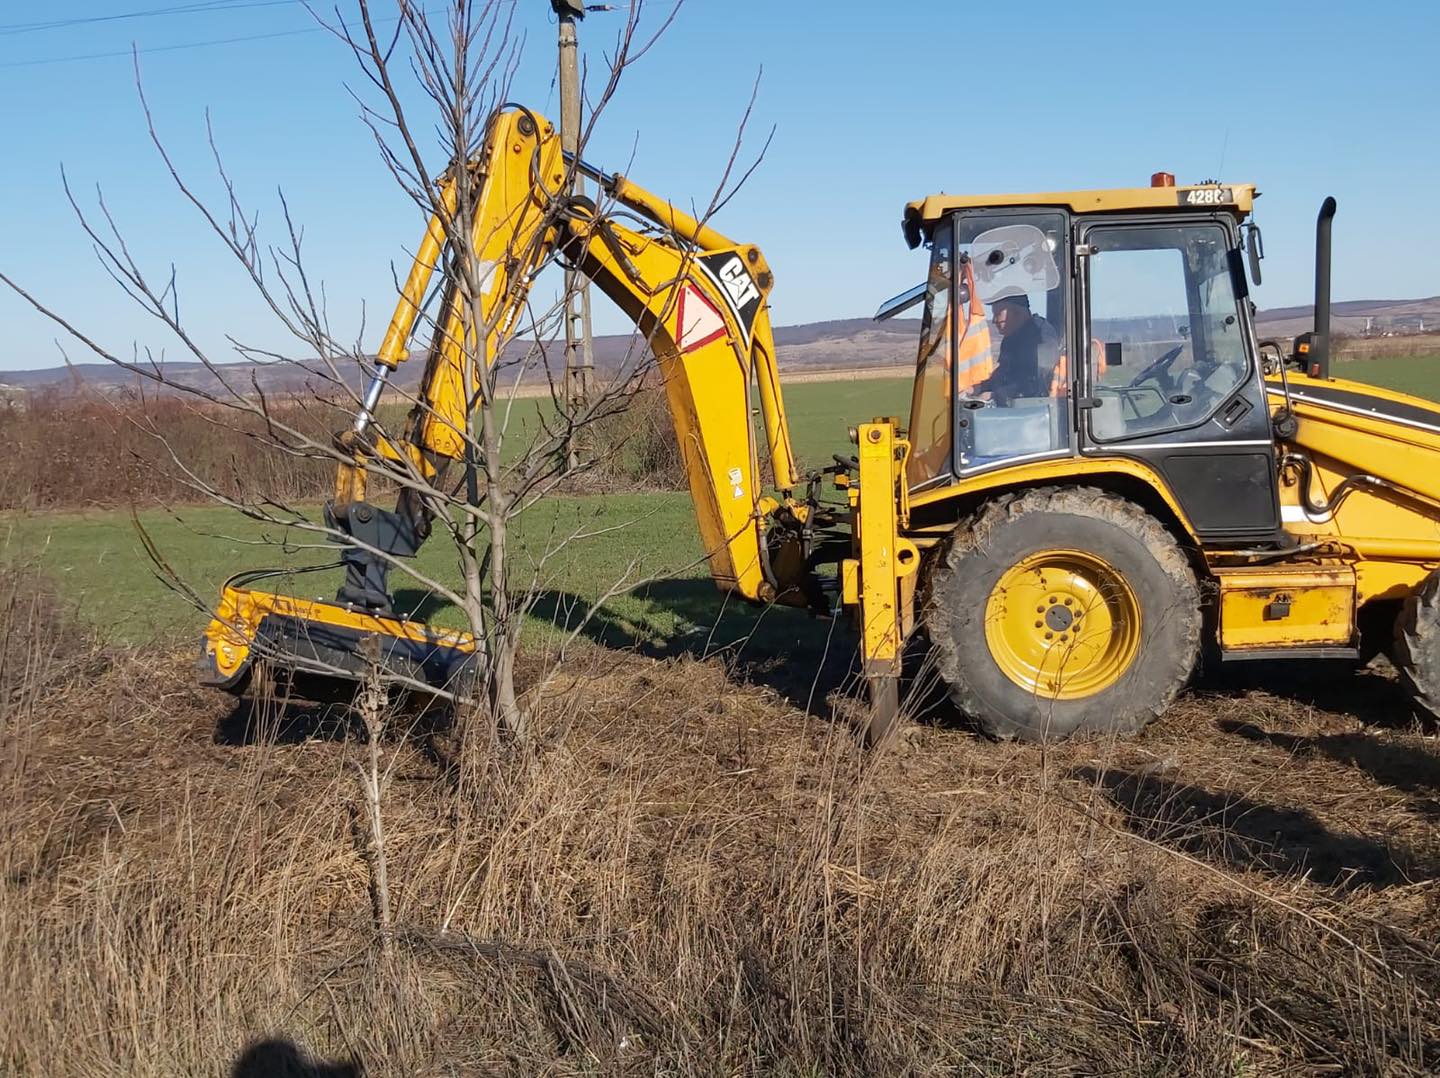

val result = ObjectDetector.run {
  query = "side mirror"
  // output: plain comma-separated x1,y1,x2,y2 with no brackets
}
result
1246,223,1264,286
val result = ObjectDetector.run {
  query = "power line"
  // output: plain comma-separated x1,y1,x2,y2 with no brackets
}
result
0,6,446,70
0,1,302,37
0,23,324,68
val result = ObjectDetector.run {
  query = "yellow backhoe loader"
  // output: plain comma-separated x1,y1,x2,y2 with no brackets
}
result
201,107,1440,743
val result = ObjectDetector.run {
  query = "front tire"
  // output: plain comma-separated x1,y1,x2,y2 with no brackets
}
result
925,487,1200,741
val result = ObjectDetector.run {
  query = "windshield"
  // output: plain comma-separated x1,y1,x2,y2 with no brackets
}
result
906,211,1073,484
907,225,953,486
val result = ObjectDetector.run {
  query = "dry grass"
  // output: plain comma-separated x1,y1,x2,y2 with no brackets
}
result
0,387,684,510
572,386,687,493
0,391,342,510
2,568,1440,1074
1335,332,1440,361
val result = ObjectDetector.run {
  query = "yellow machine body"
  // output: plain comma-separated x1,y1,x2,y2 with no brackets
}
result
1213,565,1356,652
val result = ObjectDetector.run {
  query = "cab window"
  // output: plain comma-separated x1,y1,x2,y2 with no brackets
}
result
1086,223,1249,441
906,224,954,486
953,211,1071,472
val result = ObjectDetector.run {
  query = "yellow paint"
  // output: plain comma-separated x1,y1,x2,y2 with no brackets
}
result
841,559,860,606
202,583,477,683
907,183,1256,227
983,548,1142,699
569,216,784,597
604,173,738,256
853,422,919,695
1267,371,1440,605
908,456,1200,540
1214,565,1354,650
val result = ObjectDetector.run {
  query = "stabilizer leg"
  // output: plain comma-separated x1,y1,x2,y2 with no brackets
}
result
850,420,920,750
863,667,902,748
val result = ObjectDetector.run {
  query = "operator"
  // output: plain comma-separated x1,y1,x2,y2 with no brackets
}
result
976,292,1062,404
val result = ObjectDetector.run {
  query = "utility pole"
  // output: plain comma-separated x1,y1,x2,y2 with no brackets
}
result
553,0,595,468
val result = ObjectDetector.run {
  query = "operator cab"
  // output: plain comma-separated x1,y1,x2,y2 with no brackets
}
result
893,176,1279,545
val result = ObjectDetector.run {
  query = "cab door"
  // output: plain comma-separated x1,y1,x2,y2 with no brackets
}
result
1078,218,1279,542
949,210,1074,475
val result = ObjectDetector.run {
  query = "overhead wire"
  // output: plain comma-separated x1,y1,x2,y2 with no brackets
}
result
0,4,444,70
1,25,322,68
0,1,303,37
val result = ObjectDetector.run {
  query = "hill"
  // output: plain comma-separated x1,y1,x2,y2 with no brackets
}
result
3,295,1438,398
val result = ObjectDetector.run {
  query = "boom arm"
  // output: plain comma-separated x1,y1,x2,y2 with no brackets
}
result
331,106,810,610
203,104,917,745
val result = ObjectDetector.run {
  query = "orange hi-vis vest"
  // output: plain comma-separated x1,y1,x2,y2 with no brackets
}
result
953,259,994,392
1048,338,1108,396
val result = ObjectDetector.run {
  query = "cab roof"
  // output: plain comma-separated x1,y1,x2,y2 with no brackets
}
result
903,183,1258,248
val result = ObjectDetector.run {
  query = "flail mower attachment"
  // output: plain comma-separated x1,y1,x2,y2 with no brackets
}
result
198,567,478,701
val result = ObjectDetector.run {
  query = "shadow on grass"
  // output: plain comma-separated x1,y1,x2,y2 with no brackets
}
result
231,1038,359,1078
215,695,355,746
1073,765,1436,890
393,586,457,625
524,579,860,714
215,669,454,748
1197,658,1416,730
1220,718,1440,818
388,580,984,727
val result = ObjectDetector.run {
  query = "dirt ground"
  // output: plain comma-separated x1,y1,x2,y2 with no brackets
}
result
4,575,1440,1074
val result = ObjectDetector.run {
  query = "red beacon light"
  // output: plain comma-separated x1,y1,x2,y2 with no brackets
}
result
1151,171,1176,188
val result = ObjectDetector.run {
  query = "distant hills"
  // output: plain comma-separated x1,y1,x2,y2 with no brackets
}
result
0,316,927,398
1252,296,1439,338
3,297,1436,398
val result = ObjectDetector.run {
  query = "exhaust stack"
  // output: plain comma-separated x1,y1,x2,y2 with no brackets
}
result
1311,197,1337,379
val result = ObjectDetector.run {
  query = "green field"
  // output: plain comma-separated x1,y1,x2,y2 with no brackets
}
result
1334,353,1440,397
10,357,1440,654
3,377,913,655
478,375,913,473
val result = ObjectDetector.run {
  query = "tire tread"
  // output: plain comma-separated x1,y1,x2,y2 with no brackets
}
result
925,486,1200,740
1395,572,1440,720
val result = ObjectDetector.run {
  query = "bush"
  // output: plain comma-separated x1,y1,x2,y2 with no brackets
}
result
0,386,698,510
0,390,343,510
582,384,687,492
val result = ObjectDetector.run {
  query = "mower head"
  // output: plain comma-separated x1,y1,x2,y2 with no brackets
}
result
198,569,478,701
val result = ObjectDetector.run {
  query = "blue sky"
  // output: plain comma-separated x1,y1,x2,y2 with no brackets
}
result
1,0,1436,371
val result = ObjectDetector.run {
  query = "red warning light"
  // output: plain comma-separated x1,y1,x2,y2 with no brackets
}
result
1151,171,1176,188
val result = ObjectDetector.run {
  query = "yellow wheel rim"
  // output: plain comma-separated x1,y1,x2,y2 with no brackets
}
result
983,549,1142,700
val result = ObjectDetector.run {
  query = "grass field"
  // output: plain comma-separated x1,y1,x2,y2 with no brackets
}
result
12,359,1440,650
1,377,914,650
1335,352,1440,396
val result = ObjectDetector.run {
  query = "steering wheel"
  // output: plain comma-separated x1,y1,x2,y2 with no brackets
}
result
1125,344,1186,389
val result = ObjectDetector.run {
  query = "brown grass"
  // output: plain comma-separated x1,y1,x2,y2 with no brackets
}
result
1334,332,1440,361
3,565,1440,1074
0,387,685,510
567,386,687,494
0,391,342,510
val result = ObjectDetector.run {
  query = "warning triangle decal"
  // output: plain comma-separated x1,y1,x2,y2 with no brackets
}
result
675,284,728,355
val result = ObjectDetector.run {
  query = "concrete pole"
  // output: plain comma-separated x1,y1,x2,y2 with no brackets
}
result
554,1,594,466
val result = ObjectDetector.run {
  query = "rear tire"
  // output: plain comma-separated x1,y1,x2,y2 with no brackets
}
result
1394,572,1440,720
925,486,1200,741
